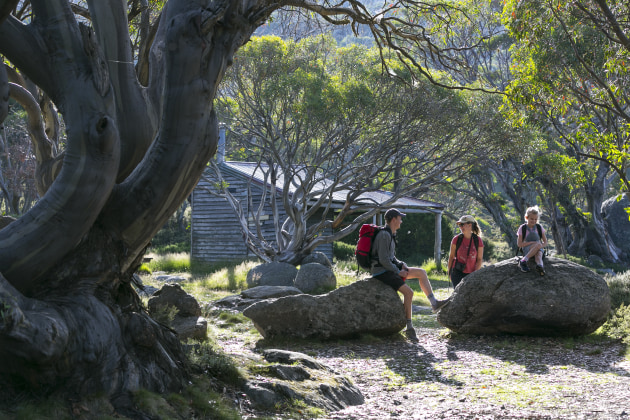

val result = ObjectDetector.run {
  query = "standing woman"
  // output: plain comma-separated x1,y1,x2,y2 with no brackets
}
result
448,215,484,288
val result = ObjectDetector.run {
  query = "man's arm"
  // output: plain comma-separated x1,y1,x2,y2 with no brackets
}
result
374,231,401,274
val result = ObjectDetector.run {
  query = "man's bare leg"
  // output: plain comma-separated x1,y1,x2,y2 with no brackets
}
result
407,267,448,312
397,283,418,341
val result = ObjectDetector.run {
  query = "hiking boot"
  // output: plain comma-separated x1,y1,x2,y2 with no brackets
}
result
519,259,530,273
536,265,545,276
431,299,450,314
405,327,419,342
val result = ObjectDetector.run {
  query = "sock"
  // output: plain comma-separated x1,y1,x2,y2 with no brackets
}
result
521,257,529,262
427,293,437,306
407,319,413,330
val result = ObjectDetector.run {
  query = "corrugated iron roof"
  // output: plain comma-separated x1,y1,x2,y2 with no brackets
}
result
218,161,444,212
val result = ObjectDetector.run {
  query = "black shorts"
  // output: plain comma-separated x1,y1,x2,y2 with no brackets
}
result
450,267,468,289
374,271,405,291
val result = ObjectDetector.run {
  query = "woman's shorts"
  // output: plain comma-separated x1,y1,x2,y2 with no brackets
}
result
450,267,468,288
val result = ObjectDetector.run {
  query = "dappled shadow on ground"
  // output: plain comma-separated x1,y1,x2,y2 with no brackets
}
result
442,332,630,376
256,333,465,388
220,311,630,419
253,324,629,391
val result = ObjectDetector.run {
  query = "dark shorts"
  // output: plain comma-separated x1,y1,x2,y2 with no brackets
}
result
450,268,468,288
374,271,406,291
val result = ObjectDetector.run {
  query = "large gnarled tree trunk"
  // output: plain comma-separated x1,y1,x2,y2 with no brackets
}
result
0,0,266,398
0,0,495,405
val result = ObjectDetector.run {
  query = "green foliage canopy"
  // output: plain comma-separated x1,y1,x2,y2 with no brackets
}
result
503,0,630,190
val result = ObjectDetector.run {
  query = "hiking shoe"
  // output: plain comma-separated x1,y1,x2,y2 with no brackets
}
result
405,327,419,342
431,299,450,314
519,259,530,273
536,265,545,276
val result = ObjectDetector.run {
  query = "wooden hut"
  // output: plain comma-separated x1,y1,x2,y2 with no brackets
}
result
191,132,445,267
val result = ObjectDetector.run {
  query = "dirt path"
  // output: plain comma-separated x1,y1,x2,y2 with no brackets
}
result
213,308,630,419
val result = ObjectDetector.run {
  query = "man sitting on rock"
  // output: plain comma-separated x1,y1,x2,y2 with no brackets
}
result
371,208,449,341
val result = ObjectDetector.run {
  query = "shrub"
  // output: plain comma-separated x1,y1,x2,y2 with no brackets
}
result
149,208,191,255
137,263,152,275
152,242,190,254
607,271,630,310
150,304,179,326
482,238,496,260
421,258,447,275
333,241,355,261
600,304,630,344
188,341,243,386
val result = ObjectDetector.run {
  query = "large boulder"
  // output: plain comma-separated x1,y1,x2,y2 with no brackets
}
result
300,252,332,268
294,263,336,293
243,278,406,339
246,262,298,288
602,193,630,259
213,286,303,312
148,283,207,340
242,285,303,300
148,283,201,317
244,349,364,412
437,257,610,336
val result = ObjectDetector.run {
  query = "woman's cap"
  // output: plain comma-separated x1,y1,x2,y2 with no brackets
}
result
456,215,476,224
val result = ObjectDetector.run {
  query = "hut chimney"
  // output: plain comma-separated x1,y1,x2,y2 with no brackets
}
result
216,125,226,163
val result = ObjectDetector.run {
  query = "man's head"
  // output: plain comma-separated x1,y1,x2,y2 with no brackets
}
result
385,208,406,225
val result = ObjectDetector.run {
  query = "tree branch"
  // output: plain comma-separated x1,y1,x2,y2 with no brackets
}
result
86,0,157,180
593,0,630,52
7,82,57,195
0,15,56,100
0,0,120,295
0,59,7,124
101,0,263,272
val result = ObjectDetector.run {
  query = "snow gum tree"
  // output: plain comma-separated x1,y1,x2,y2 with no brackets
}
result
0,0,496,402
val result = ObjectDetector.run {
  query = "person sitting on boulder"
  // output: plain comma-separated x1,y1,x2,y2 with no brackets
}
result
371,208,449,342
517,206,548,275
447,215,484,288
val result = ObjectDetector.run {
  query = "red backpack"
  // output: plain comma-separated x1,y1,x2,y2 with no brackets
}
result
355,224,384,270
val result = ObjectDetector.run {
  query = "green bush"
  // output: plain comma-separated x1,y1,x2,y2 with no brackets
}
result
607,271,630,310
600,304,630,344
421,258,448,275
189,342,243,386
395,213,455,263
482,238,496,260
152,242,190,254
333,241,355,261
137,263,152,275
150,304,179,326
149,208,191,255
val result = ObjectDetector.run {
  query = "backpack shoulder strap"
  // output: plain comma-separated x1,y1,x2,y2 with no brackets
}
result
375,226,392,249
455,233,464,252
472,233,479,250
536,223,543,239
